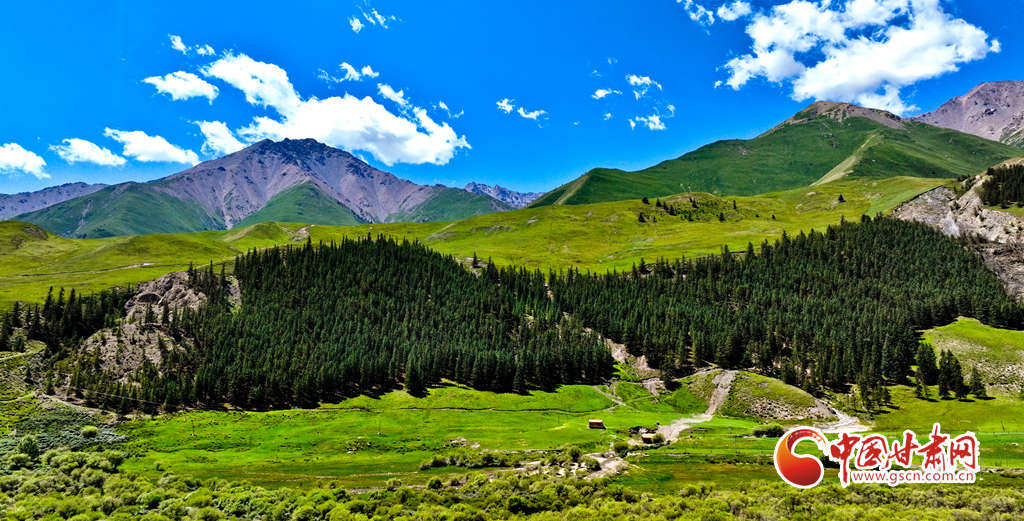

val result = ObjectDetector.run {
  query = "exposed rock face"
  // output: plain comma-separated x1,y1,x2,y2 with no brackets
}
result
911,81,1024,146
0,182,107,219
766,100,905,136
463,182,542,209
892,179,1024,299
162,138,442,227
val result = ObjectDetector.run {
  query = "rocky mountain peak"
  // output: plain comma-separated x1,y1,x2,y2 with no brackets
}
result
911,81,1024,146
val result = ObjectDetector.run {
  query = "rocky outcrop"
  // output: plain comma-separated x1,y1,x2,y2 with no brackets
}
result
892,178,1024,299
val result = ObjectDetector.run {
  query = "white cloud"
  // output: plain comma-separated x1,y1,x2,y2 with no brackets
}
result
103,128,199,164
0,143,48,178
372,9,388,27
496,98,515,113
350,16,364,33
340,62,362,81
592,88,622,99
202,53,302,117
634,115,667,130
627,74,663,99
197,45,216,56
604,113,613,120
169,35,188,53
439,101,463,119
205,53,468,166
517,107,546,120
196,121,245,157
722,0,1000,115
361,65,379,78
629,119,636,130
679,0,715,26
717,1,752,21
322,63,379,83
590,70,601,77
377,84,409,107
50,138,126,166
143,71,219,103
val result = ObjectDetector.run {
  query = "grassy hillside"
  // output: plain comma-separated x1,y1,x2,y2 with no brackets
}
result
387,187,514,223
0,176,944,309
234,182,364,228
15,183,224,238
531,104,1021,207
923,317,1024,392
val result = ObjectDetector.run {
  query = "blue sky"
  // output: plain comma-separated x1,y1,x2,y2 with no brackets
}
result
0,0,1019,195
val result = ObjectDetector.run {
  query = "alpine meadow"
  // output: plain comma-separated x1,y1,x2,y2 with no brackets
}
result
4,2,1024,520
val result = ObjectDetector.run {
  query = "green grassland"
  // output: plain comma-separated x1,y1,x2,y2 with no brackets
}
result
15,182,224,238
118,384,691,488
0,175,944,309
531,112,1020,207
234,182,365,228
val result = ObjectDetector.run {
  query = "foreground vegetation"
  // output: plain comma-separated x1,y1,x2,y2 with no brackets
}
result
3,445,1024,521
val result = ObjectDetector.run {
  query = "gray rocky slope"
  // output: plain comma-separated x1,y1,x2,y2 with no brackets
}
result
0,182,107,219
911,81,1024,146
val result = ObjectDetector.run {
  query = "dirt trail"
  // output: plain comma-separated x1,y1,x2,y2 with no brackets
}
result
817,407,871,434
705,370,737,416
592,385,628,409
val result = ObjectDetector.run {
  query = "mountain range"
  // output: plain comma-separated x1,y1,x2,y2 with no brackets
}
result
8,81,1024,238
463,182,542,208
11,139,515,238
530,100,1023,207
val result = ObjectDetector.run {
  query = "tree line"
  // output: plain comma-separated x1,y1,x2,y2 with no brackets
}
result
979,163,1024,208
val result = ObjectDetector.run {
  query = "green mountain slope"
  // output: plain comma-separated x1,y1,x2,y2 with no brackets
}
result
16,183,224,238
0,175,944,309
234,182,365,228
386,187,514,223
531,102,1022,207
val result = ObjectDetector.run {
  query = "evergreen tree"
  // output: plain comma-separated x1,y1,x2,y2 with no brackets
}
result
969,366,987,399
916,344,939,385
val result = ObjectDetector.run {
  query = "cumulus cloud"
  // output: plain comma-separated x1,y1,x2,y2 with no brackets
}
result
196,121,246,157
349,16,364,33
169,35,188,53
717,1,752,21
103,128,199,164
721,0,1000,115
360,65,379,78
629,119,636,130
604,113,613,120
377,84,409,107
634,115,667,130
143,71,219,103
496,98,515,113
627,74,663,99
202,53,302,117
680,0,715,26
204,53,468,166
592,88,622,99
517,107,546,120
197,45,216,56
0,143,48,178
50,139,126,166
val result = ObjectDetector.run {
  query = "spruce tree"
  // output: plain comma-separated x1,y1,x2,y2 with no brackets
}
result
969,366,987,399
916,343,939,385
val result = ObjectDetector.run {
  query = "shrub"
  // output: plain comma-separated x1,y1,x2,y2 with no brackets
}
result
581,457,601,472
81,426,99,438
753,424,784,438
612,441,630,457
652,433,665,444
17,435,40,459
566,446,582,462
427,477,443,490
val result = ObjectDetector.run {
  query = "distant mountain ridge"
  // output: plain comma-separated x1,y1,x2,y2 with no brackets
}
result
911,81,1024,147
463,182,542,208
530,100,1022,207
15,138,513,238
0,182,107,219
